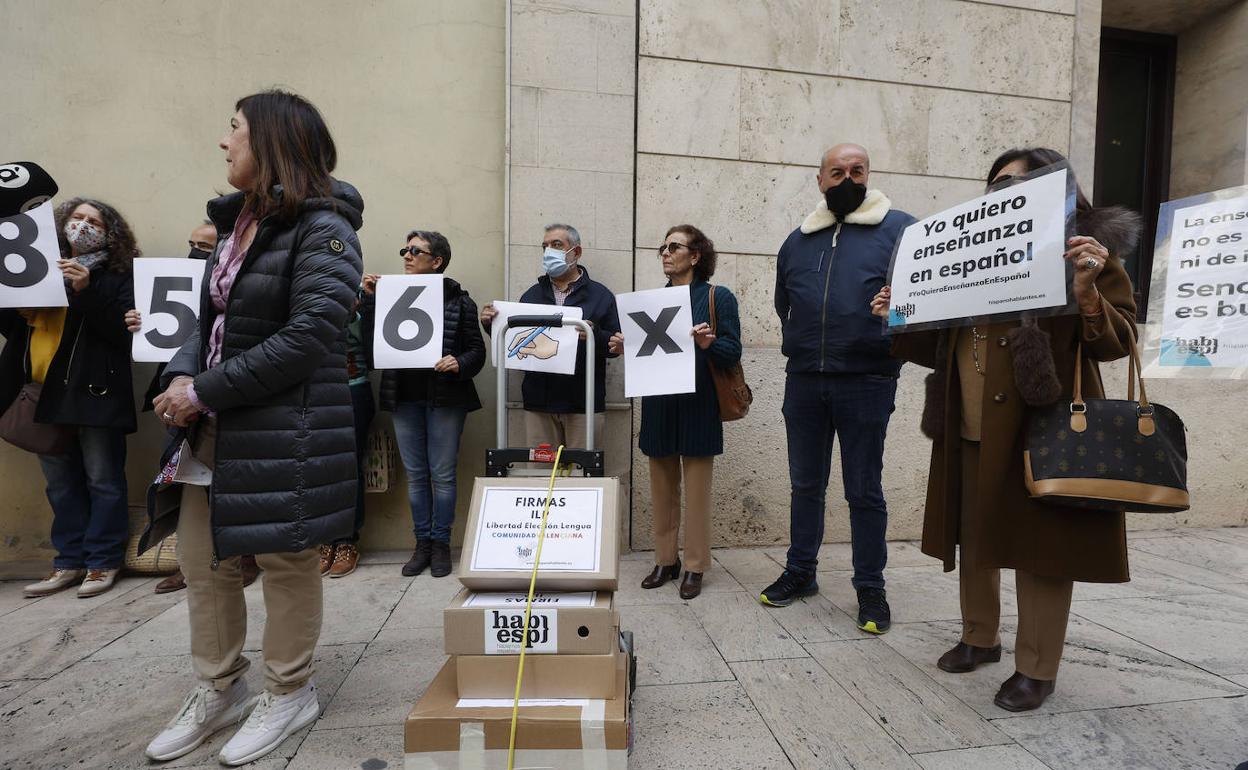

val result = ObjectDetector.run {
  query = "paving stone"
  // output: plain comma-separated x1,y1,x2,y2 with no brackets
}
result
0,581,38,616
318,626,446,730
689,591,807,662
712,547,786,588
382,571,465,629
1124,548,1245,588
0,576,155,652
913,745,1051,770
807,639,1010,754
733,657,918,769
1128,534,1248,581
1069,563,1223,602
766,592,863,644
619,603,733,685
882,615,1243,717
0,679,40,708
1071,593,1248,675
289,724,402,770
996,695,1248,770
631,681,792,770
822,564,1015,625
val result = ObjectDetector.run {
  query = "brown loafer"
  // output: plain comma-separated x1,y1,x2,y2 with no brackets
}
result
993,671,1055,712
154,569,186,594
240,555,261,587
641,559,681,589
937,641,1003,673
679,571,702,600
317,545,336,576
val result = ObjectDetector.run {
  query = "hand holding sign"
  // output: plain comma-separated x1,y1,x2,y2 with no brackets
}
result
132,258,203,362
373,274,444,369
615,285,695,398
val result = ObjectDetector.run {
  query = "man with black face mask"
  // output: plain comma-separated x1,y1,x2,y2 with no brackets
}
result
761,144,915,637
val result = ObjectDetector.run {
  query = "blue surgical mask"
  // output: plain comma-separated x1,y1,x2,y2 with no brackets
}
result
543,246,573,277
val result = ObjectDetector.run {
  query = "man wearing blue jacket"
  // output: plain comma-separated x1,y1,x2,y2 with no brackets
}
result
760,144,915,636
480,223,620,448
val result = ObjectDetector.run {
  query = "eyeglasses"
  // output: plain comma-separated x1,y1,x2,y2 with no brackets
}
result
658,243,689,256
400,246,433,258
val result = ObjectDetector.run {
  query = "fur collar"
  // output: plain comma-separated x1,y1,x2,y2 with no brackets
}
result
1076,205,1143,258
800,189,892,234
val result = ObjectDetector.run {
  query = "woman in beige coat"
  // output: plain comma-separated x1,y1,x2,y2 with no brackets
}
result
873,147,1140,712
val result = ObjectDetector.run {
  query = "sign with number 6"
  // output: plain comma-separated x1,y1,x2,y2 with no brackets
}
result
0,201,68,308
372,274,444,369
132,258,204,362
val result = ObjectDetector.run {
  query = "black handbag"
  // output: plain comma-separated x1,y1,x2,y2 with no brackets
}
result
1023,329,1189,513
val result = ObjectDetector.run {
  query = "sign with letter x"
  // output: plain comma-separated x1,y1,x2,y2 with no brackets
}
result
616,285,695,398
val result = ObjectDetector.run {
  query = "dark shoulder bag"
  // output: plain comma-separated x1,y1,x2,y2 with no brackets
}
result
0,328,77,455
707,285,752,421
1023,328,1188,513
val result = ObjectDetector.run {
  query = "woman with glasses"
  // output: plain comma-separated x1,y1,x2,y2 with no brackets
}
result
362,231,485,578
609,225,742,599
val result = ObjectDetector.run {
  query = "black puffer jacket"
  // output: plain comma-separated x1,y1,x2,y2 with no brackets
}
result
141,180,364,558
0,267,137,434
368,276,486,412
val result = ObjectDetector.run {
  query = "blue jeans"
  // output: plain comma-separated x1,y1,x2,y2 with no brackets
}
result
38,426,129,570
339,382,376,544
391,402,467,544
782,373,897,588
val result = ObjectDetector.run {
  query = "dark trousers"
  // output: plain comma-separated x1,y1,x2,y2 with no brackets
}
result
782,372,897,588
339,382,375,544
38,426,130,570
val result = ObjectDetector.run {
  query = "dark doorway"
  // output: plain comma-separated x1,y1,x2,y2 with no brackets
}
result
1094,28,1176,319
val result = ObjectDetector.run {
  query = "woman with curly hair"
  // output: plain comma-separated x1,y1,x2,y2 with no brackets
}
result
1,197,140,599
609,225,743,599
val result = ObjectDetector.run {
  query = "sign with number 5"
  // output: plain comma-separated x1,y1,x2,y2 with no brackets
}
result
0,201,67,308
372,274,444,369
132,258,203,362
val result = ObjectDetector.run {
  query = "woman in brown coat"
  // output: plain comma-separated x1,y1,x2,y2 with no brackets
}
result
872,147,1141,712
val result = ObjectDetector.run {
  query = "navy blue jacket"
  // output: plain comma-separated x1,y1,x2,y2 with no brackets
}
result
775,197,914,376
484,267,620,414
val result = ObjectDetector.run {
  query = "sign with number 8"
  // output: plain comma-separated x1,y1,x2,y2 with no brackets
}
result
0,201,68,308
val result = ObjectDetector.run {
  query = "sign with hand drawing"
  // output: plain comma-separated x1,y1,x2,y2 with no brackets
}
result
491,300,583,375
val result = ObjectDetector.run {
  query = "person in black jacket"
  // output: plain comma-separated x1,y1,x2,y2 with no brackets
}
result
479,223,620,448
760,144,916,638
4,198,139,600
141,90,363,766
362,230,485,578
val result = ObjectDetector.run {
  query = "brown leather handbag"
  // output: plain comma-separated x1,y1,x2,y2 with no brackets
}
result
1023,329,1188,513
0,381,76,455
706,284,752,421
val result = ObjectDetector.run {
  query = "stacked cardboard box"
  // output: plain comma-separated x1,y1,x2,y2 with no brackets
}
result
405,477,631,769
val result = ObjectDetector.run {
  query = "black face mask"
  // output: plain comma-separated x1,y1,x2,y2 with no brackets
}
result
188,247,212,260
824,177,867,220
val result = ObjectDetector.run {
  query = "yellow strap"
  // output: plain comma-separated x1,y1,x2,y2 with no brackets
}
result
506,444,565,770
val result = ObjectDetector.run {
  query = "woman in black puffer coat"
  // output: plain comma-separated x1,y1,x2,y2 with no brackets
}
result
139,90,363,766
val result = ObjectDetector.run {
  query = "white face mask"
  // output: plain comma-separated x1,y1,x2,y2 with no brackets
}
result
64,219,107,253
543,246,573,277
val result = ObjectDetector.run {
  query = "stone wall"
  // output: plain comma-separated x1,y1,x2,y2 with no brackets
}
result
629,0,1103,549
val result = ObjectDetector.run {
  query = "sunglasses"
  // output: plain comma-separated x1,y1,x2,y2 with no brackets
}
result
658,242,689,256
399,246,433,258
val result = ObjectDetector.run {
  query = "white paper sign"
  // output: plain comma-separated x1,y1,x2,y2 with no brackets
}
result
482,607,559,654
0,201,68,308
491,300,582,375
887,167,1070,331
456,698,595,709
469,486,604,572
132,258,202,362
463,591,596,608
616,285,695,398
372,274,444,369
1144,187,1248,377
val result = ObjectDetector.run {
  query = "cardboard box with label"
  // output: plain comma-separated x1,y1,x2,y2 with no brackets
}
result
456,649,620,699
444,588,618,656
405,656,631,769
459,477,619,591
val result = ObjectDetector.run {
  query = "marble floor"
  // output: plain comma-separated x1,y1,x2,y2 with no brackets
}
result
1,527,1246,769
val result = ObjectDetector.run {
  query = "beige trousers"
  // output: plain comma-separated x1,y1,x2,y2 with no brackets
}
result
649,455,713,574
177,419,324,694
524,410,605,450
959,440,1073,681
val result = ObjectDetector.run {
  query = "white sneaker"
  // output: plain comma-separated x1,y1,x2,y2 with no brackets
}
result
77,568,120,598
145,679,254,762
218,682,319,766
23,568,86,598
